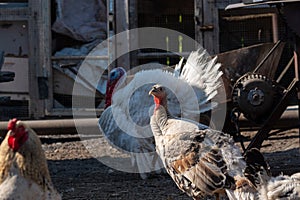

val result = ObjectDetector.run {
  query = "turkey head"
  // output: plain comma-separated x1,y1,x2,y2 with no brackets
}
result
149,84,168,108
105,67,126,108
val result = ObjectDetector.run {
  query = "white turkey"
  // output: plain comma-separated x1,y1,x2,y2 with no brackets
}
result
259,173,300,200
0,118,61,200
244,153,300,200
257,172,300,200
98,47,223,179
149,84,271,200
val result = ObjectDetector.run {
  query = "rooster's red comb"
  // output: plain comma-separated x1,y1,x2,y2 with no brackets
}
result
8,118,18,131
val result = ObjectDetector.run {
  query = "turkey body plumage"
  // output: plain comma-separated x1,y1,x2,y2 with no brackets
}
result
98,47,223,179
99,98,164,178
257,170,300,200
149,85,258,200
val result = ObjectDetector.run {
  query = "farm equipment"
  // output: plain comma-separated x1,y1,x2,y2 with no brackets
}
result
226,0,300,152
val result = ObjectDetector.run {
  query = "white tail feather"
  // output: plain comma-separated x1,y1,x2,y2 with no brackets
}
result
174,57,184,78
257,171,300,200
113,48,222,121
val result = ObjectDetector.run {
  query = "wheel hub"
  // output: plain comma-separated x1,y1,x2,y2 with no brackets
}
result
232,73,283,124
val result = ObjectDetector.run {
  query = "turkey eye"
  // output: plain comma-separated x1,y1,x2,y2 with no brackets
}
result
159,88,162,91
110,71,116,79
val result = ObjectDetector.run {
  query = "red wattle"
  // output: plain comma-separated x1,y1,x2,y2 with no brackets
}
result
154,97,164,110
105,80,117,108
8,136,19,151
154,97,161,105
7,125,28,151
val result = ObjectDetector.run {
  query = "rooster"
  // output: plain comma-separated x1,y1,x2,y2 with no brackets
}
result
98,47,223,179
0,118,61,200
149,84,266,200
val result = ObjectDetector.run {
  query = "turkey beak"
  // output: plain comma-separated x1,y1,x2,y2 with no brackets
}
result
149,87,157,95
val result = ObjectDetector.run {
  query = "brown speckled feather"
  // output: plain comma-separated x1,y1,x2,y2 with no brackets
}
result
149,85,257,200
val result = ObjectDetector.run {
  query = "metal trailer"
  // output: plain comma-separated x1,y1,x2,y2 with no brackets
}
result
225,0,300,151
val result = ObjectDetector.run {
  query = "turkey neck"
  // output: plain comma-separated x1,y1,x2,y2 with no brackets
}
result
105,81,115,108
153,96,171,129
153,95,168,110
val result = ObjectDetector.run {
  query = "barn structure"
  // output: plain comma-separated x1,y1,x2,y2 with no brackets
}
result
0,0,296,122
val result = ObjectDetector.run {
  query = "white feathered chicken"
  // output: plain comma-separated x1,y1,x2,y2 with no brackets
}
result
245,156,300,200
242,147,300,200
98,47,223,179
0,118,61,200
258,172,300,200
149,84,263,200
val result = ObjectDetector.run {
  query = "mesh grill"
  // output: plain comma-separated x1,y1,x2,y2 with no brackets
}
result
137,0,194,66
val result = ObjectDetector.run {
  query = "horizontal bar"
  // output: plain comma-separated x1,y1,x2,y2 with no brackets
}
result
226,0,300,10
239,105,300,131
0,118,100,136
51,56,109,61
0,106,298,136
0,7,29,21
222,13,275,21
46,108,104,117
137,52,190,59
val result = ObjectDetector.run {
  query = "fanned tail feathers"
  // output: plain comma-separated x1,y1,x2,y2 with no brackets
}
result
113,48,223,120
112,69,200,120
174,57,184,78
180,47,223,112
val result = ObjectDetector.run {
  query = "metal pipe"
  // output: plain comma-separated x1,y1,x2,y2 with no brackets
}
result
222,13,275,21
51,56,109,61
137,52,190,59
276,56,294,83
0,107,299,137
239,106,300,130
272,13,279,43
0,118,99,137
253,40,282,73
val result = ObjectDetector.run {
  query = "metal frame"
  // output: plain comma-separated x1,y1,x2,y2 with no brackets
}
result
0,0,111,118
0,1,52,118
226,0,300,151
246,39,300,150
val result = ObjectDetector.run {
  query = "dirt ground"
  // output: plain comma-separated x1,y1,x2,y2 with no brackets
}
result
42,128,300,200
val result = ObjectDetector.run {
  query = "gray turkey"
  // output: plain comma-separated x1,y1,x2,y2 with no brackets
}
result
98,47,223,179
